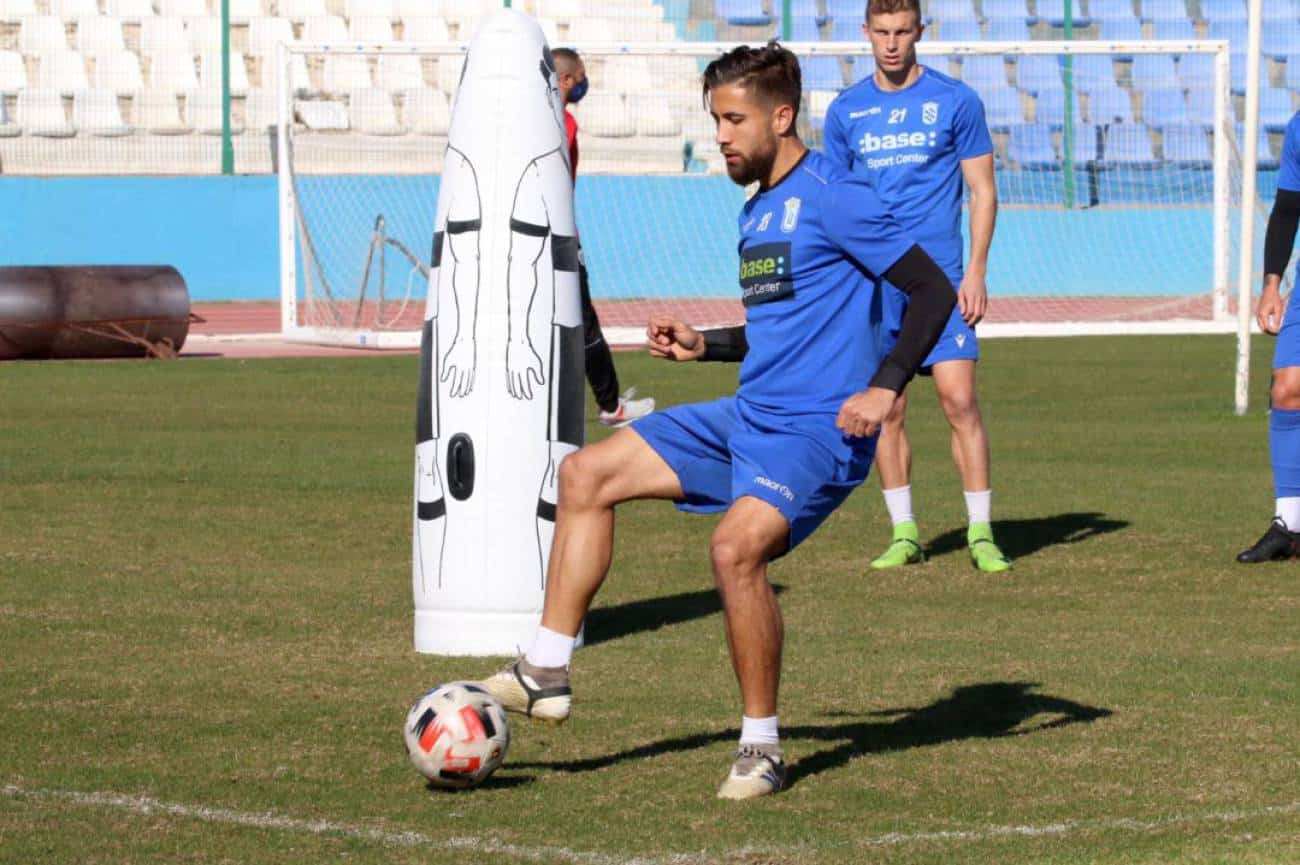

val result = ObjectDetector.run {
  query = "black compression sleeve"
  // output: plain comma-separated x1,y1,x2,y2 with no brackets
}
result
869,244,957,393
700,325,748,362
1264,189,1300,278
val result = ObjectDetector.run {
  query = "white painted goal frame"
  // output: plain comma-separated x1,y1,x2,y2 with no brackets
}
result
276,38,1253,403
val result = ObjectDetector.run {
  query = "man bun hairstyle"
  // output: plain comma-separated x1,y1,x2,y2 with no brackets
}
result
701,40,801,123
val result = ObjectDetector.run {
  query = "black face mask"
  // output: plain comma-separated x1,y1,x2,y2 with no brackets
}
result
566,78,588,104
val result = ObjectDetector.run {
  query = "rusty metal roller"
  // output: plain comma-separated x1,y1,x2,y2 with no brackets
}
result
0,266,192,360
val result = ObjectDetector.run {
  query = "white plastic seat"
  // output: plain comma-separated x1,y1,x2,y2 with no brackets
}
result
187,17,224,55
17,88,74,136
301,14,347,43
347,0,395,21
74,88,132,135
402,85,448,135
375,53,424,90
186,87,245,134
566,17,614,41
349,15,393,41
76,16,127,56
19,16,69,55
322,53,371,91
435,54,462,93
397,0,441,16
0,50,28,95
93,50,145,94
243,86,277,131
604,58,653,96
38,50,89,96
159,0,209,17
349,87,403,134
228,0,264,23
0,98,20,137
200,51,249,95
106,0,156,21
140,17,187,56
135,88,190,133
296,98,348,130
259,49,313,95
400,15,449,41
579,92,633,137
248,16,293,55
51,0,99,22
0,0,38,25
148,50,199,94
630,94,681,137
279,0,327,22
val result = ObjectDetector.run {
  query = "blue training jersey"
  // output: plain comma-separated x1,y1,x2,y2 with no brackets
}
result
1281,111,1300,193
823,65,992,281
736,149,914,416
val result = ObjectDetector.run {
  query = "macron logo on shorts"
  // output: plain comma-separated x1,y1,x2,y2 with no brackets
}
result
754,475,796,502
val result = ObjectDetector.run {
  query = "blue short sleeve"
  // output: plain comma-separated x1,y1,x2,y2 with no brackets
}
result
1280,112,1300,193
823,177,914,278
952,84,994,161
823,96,855,171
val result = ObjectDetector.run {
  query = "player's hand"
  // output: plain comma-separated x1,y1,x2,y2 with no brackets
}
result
836,387,898,438
1257,289,1285,335
646,315,705,362
957,271,988,326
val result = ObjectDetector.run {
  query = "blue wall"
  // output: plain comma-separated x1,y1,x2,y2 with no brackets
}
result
0,172,1280,302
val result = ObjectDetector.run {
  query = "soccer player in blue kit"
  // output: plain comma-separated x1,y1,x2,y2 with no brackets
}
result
480,43,957,798
823,0,1011,573
1238,109,1300,563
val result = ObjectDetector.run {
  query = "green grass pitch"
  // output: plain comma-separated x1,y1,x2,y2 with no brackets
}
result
2,335,1298,864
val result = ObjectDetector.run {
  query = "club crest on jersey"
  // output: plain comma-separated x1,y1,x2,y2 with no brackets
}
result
757,211,773,232
781,197,801,233
922,101,939,125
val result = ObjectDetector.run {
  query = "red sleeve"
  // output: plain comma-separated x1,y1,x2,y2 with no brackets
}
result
564,110,579,180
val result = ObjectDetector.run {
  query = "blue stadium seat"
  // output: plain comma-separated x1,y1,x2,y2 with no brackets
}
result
1161,125,1210,165
1262,0,1300,22
1237,123,1278,168
1230,51,1253,93
823,0,865,21
981,0,1034,23
1261,87,1296,132
1286,53,1300,91
1069,54,1116,90
985,18,1030,39
1085,85,1134,123
957,56,1009,88
786,17,822,39
927,0,981,20
935,19,983,40
829,17,864,40
783,0,822,20
1150,17,1195,38
802,55,845,89
1262,29,1293,61
980,84,1024,129
850,54,875,81
1104,123,1156,164
1175,53,1214,88
1184,88,1214,127
921,53,953,75
1035,88,1085,127
1007,122,1058,166
1071,122,1101,161
1129,54,1178,88
1017,56,1062,93
1035,0,1091,26
1141,87,1188,127
716,0,770,25
1207,20,1246,47
1087,0,1136,22
1199,0,1245,23
1138,0,1188,22
1097,16,1143,40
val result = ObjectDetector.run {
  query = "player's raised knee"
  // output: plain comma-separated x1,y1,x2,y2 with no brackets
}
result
556,446,613,509
709,526,768,579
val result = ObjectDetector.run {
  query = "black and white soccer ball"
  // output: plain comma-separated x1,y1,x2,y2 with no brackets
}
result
403,682,510,789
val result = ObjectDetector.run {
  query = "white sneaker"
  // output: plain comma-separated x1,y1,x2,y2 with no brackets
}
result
479,657,571,725
598,387,655,427
716,744,786,800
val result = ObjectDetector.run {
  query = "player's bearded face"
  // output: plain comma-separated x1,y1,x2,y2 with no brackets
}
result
709,84,780,186
865,11,923,74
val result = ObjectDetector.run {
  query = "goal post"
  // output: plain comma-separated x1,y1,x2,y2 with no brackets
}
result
276,37,1248,358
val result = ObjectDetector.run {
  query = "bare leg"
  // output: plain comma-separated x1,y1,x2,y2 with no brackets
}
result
930,360,989,493
873,390,911,490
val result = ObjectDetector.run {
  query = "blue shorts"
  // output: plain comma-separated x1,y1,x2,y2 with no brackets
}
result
1274,302,1300,370
629,397,875,552
884,282,978,371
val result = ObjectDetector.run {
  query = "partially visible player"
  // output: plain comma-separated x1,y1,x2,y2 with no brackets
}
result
552,47,655,427
823,0,1010,573
1239,109,1300,563
480,43,956,799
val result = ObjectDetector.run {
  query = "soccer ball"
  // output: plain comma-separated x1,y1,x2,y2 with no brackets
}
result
403,681,510,789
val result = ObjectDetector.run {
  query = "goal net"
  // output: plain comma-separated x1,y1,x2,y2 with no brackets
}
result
277,38,1249,349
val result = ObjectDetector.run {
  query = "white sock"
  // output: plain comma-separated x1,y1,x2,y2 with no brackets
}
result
739,715,780,746
882,485,914,525
525,626,575,669
964,489,992,525
1277,498,1300,530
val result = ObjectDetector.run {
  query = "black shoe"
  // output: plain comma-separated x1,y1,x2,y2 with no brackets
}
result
1236,518,1300,563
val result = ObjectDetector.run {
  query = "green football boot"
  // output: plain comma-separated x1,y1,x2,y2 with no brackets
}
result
869,520,925,569
968,523,1012,573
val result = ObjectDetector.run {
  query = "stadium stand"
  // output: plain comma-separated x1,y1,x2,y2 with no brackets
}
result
1161,124,1210,165
1086,86,1135,124
1104,122,1156,165
1007,122,1055,167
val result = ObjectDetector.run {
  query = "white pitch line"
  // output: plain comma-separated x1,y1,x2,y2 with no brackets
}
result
4,782,1299,863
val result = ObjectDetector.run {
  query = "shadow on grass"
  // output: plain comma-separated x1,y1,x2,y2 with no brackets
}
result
425,773,536,794
925,512,1130,561
513,681,1111,789
583,585,786,647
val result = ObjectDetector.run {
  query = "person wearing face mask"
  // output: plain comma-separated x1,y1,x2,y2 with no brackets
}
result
552,46,656,428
